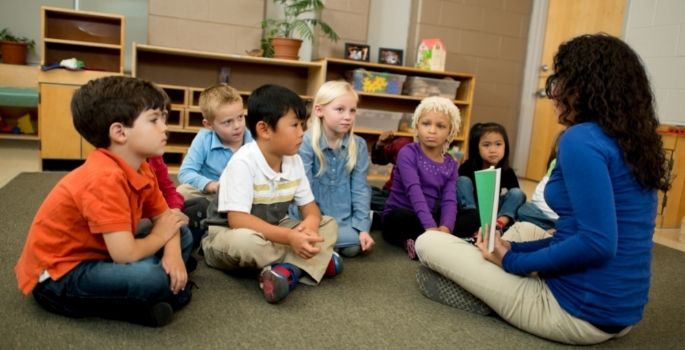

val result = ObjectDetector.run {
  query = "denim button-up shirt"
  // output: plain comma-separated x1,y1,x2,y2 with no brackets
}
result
298,131,371,233
178,128,253,192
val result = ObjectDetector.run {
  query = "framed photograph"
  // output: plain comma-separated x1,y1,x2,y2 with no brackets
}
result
344,43,370,62
378,48,403,65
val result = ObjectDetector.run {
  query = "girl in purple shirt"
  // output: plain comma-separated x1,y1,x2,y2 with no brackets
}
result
382,97,461,259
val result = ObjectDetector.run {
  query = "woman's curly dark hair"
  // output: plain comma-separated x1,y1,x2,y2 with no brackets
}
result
545,33,670,191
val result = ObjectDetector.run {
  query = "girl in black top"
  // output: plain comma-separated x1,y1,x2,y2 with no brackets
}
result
454,123,525,237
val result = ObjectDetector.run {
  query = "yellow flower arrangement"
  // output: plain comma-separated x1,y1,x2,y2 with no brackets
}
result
362,76,388,93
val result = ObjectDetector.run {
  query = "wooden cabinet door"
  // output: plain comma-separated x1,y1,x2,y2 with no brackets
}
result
525,0,626,180
39,84,82,159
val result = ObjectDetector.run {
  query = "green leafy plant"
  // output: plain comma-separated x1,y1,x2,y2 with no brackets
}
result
0,28,36,52
261,0,339,58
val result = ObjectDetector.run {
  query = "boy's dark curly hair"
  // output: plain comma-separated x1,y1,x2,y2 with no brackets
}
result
71,76,169,148
545,33,670,191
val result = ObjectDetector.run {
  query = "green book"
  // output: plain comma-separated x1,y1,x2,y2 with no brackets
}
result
474,166,501,252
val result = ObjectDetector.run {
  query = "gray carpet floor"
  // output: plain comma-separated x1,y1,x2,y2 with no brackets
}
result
1,172,684,349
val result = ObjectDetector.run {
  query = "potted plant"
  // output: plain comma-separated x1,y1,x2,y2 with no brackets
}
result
261,0,339,60
0,28,36,65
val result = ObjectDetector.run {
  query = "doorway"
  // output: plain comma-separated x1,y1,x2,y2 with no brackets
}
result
514,0,627,181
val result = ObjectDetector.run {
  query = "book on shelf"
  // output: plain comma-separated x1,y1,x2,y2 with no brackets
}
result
474,166,501,253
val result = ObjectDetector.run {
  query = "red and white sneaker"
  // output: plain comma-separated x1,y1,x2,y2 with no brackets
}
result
324,251,343,277
259,266,291,304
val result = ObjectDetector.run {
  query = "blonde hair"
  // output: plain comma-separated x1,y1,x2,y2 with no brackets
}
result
411,96,461,154
309,80,359,177
199,84,242,122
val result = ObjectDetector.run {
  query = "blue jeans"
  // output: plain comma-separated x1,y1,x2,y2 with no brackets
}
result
517,202,557,230
457,176,478,210
456,176,526,221
336,224,361,248
32,227,194,324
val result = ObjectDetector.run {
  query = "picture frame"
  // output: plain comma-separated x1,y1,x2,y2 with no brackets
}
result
378,47,403,66
344,43,370,62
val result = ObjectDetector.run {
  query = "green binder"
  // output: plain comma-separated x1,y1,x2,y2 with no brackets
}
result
474,166,500,252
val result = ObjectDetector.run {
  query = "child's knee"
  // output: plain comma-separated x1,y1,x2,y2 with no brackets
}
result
505,188,526,204
336,226,360,244
204,227,254,254
129,265,170,297
456,176,473,189
339,245,361,257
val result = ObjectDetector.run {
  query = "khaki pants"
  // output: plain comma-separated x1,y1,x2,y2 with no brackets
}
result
415,222,630,345
177,183,212,201
202,216,337,284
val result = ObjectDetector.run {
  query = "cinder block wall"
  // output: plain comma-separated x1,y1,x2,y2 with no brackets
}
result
146,0,532,155
148,0,370,60
407,0,533,156
314,0,371,59
148,0,264,54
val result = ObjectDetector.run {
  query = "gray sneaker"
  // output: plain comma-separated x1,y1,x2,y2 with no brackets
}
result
416,265,492,315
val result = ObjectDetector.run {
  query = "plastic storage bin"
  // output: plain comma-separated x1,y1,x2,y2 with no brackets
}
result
348,69,407,95
355,108,405,130
403,76,460,99
396,113,414,132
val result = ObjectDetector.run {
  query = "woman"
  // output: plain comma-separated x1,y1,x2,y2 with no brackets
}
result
415,33,670,345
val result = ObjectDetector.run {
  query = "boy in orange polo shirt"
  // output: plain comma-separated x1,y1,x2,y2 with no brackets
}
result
15,76,194,327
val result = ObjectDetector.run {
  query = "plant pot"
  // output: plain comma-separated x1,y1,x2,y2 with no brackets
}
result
0,40,28,65
271,37,302,60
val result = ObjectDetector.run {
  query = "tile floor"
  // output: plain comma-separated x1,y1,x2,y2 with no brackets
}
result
1,141,682,252
0,140,41,188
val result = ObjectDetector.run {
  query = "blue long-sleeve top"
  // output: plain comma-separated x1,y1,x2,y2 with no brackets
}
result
298,131,372,233
502,122,657,327
178,128,253,192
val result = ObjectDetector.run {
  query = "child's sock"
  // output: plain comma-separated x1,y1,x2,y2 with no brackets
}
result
259,263,300,303
324,251,343,277
405,239,417,260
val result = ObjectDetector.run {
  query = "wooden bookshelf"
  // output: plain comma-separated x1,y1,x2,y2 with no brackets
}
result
41,6,124,73
38,7,124,165
0,64,39,141
322,58,475,145
130,45,475,174
132,43,326,169
321,58,476,181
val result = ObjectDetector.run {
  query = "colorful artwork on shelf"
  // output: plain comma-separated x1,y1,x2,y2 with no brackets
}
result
415,38,446,71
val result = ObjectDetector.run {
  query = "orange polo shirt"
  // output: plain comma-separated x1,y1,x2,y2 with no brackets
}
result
15,149,169,294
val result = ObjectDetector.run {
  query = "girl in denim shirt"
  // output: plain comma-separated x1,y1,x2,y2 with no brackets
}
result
296,81,374,257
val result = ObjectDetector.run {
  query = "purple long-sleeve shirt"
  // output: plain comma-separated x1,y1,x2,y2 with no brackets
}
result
382,143,458,231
